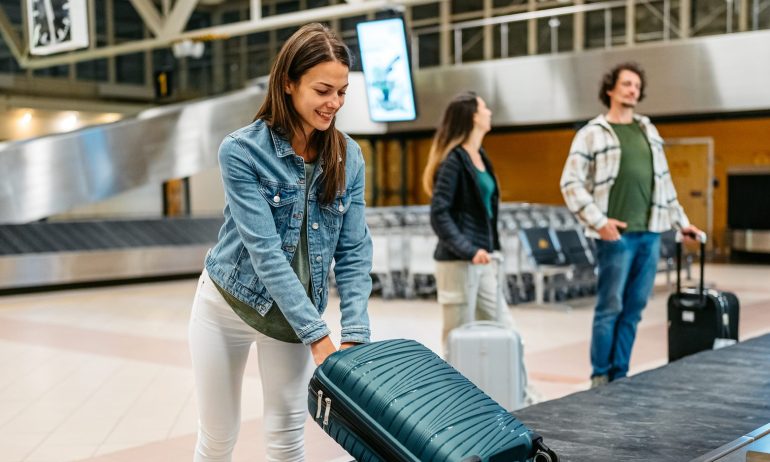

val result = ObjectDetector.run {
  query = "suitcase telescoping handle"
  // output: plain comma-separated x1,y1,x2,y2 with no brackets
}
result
675,230,707,302
463,253,506,326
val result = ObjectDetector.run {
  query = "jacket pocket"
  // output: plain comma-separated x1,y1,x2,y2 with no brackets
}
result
259,182,300,230
320,192,351,230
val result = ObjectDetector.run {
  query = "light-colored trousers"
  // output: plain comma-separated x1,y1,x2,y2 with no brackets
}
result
189,270,314,462
435,256,515,351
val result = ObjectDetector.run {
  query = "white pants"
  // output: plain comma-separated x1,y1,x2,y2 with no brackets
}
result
435,257,515,349
189,270,314,462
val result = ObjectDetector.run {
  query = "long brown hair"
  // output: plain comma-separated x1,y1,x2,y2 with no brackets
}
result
255,23,350,204
422,91,479,196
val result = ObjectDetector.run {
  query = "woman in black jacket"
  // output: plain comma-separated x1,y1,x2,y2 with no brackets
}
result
422,91,514,351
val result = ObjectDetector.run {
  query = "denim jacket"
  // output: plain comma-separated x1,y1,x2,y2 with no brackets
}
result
205,119,373,345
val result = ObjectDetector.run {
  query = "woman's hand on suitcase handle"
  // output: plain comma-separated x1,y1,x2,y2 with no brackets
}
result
472,249,491,264
311,336,337,366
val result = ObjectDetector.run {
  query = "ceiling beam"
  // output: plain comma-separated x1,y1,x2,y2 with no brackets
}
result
19,0,434,69
160,0,201,38
129,0,165,37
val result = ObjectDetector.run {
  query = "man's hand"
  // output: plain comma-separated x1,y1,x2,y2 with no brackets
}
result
472,249,491,264
680,225,703,243
310,336,337,366
598,219,627,241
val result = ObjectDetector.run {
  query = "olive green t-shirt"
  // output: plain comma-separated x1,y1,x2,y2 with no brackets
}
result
607,122,654,233
475,167,496,219
212,162,316,343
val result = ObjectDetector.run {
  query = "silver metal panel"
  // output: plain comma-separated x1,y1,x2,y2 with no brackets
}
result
0,72,382,225
392,29,770,131
0,246,208,289
0,87,260,224
731,230,770,253
690,436,752,462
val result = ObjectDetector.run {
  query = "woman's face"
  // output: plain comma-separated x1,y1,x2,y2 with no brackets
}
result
286,60,349,139
473,97,492,134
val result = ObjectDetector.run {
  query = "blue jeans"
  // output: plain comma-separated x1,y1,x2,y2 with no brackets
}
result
591,232,661,381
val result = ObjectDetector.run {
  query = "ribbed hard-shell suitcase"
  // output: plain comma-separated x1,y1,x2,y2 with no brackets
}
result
448,255,526,411
668,232,740,362
308,339,558,462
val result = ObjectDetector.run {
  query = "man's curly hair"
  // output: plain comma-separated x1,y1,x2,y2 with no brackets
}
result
599,62,646,108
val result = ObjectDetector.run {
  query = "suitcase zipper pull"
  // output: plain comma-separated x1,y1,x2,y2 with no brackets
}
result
322,397,332,430
315,390,324,420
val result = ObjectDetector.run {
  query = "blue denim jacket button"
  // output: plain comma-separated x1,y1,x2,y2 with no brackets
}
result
312,223,319,230
273,195,280,203
315,255,322,262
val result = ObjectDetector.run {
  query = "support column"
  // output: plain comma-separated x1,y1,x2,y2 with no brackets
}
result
106,0,116,83
574,0,585,51
483,0,493,60
211,10,225,93
680,0,691,37
625,0,635,46
528,0,538,55
739,0,749,31
440,0,451,65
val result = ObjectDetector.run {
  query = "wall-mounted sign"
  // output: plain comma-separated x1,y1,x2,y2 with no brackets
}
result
27,0,89,55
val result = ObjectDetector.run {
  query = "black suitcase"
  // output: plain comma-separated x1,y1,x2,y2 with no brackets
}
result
668,232,739,362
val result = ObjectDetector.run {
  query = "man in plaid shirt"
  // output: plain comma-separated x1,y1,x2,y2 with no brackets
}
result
560,62,701,388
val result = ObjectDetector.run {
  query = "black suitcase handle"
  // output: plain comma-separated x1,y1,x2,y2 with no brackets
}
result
675,230,707,302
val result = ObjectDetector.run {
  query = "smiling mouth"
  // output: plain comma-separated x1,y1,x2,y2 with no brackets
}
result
315,110,334,120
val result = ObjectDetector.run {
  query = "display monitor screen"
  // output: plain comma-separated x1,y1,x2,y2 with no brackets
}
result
356,17,418,122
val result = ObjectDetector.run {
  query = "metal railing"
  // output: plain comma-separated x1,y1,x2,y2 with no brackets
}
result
411,0,770,67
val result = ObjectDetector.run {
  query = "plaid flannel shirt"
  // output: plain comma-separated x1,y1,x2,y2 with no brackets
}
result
560,114,690,239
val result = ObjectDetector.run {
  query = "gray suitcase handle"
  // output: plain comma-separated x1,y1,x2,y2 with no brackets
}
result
464,253,506,325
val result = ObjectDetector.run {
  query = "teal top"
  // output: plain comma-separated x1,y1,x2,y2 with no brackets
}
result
213,162,316,343
475,167,496,219
607,121,654,233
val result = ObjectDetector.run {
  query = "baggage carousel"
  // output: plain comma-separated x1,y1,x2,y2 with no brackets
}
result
515,333,770,462
0,217,222,291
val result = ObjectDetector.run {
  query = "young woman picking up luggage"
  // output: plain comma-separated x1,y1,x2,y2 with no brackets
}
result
188,23,373,462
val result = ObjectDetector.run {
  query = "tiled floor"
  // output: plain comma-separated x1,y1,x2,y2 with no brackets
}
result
1,263,769,461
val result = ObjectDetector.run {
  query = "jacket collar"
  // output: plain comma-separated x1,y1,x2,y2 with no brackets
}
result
455,145,495,178
590,113,652,133
267,126,295,158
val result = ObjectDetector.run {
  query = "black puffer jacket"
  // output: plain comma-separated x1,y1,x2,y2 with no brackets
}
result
430,146,500,261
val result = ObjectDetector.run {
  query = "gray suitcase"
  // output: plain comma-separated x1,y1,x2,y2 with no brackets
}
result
447,254,527,411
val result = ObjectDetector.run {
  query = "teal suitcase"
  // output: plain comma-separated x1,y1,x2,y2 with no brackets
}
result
308,339,558,462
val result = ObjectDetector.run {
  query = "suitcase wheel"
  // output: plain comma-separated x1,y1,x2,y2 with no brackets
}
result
533,440,559,462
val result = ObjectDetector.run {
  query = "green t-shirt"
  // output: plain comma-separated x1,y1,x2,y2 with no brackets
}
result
213,162,316,343
607,121,654,233
475,168,496,219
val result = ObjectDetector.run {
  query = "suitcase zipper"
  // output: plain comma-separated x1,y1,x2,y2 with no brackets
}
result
309,379,415,461
322,397,332,431
315,390,323,419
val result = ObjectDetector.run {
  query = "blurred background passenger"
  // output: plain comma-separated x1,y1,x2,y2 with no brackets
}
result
422,91,513,352
560,62,700,388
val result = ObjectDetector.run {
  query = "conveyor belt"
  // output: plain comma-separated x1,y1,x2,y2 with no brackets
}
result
515,333,770,461
0,217,223,290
